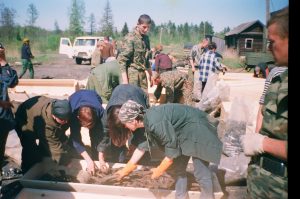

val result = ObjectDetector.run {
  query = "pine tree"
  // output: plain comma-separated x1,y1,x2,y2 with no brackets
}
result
87,13,96,35
99,0,114,37
121,22,129,36
69,0,85,36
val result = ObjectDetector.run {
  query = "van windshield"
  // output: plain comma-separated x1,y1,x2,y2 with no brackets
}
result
74,39,96,46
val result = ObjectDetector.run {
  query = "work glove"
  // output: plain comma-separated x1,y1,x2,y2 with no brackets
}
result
241,131,266,156
151,158,173,179
116,161,137,181
99,159,110,174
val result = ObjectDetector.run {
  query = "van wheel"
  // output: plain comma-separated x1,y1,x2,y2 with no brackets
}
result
75,58,82,64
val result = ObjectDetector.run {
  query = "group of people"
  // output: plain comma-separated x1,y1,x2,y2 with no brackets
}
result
0,7,288,198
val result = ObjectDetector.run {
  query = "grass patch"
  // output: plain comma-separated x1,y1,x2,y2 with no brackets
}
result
222,57,245,69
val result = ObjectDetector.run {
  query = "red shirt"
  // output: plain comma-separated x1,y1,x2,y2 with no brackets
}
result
155,53,172,72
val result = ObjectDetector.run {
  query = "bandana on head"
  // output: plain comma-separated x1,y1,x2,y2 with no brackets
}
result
118,100,145,123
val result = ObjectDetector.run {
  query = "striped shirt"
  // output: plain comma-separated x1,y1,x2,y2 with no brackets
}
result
259,66,288,105
199,50,222,82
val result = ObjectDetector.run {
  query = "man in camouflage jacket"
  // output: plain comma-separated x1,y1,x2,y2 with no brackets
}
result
117,14,153,92
241,7,288,198
153,70,193,106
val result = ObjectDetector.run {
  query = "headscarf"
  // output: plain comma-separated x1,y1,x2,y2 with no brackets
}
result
118,100,145,123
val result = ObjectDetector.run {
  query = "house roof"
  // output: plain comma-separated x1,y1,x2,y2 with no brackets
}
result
225,20,264,36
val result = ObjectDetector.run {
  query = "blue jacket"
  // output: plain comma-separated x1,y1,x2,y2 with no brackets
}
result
69,90,104,153
0,63,18,121
21,44,33,60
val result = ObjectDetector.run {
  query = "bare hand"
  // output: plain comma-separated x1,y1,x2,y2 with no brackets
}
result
86,161,97,176
99,161,110,174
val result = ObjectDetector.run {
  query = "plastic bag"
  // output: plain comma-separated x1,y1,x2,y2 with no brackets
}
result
222,97,254,157
198,76,230,113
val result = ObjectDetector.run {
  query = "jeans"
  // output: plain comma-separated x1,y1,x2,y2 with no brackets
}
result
173,155,214,199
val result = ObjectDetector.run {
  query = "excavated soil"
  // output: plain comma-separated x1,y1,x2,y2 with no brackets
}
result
40,167,201,191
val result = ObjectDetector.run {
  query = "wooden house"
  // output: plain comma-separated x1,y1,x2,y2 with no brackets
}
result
225,20,265,56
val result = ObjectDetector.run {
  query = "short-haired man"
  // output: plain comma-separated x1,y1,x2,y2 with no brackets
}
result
117,14,153,93
100,36,114,63
242,7,288,198
189,38,209,100
198,42,223,93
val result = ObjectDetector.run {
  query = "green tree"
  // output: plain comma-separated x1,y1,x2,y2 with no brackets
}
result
99,0,114,37
204,21,214,35
183,22,190,41
69,0,85,36
87,13,96,35
26,3,39,26
121,22,129,36
0,6,16,40
215,26,230,39
54,20,61,34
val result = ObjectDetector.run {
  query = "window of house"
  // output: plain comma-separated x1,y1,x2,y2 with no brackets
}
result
245,38,253,49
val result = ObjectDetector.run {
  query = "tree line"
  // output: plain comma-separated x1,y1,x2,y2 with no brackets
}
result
0,0,230,53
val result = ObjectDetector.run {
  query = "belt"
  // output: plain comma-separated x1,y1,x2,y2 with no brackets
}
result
252,154,287,177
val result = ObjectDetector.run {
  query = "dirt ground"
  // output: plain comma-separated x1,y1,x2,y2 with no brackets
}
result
11,53,247,81
12,54,92,80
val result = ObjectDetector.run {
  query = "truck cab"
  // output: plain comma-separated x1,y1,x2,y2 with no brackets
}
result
59,36,104,64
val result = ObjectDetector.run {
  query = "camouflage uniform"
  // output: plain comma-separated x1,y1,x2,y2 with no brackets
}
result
117,27,151,92
154,70,193,106
247,70,288,199
189,44,207,99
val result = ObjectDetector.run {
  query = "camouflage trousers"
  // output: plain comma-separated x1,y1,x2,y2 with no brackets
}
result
128,67,148,92
20,59,34,79
246,164,287,199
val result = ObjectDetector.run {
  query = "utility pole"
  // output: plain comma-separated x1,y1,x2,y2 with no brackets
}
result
159,27,163,44
263,0,270,52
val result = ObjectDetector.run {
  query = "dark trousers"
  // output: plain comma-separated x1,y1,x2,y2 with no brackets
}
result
201,81,207,93
0,120,14,178
15,128,44,173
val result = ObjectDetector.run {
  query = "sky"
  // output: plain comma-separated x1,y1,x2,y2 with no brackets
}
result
1,0,289,33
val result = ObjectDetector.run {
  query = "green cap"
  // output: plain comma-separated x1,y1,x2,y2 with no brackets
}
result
51,99,71,120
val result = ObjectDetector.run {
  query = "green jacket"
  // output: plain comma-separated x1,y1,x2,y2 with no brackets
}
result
139,103,222,164
86,60,122,103
15,96,69,162
261,69,288,141
117,27,151,72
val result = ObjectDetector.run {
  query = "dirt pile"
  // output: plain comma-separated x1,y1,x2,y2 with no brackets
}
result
40,167,201,191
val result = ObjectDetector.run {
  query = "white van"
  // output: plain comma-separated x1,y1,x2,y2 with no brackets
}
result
59,36,104,64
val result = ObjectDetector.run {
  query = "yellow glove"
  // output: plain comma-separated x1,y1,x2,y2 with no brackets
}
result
151,158,173,179
116,161,137,180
